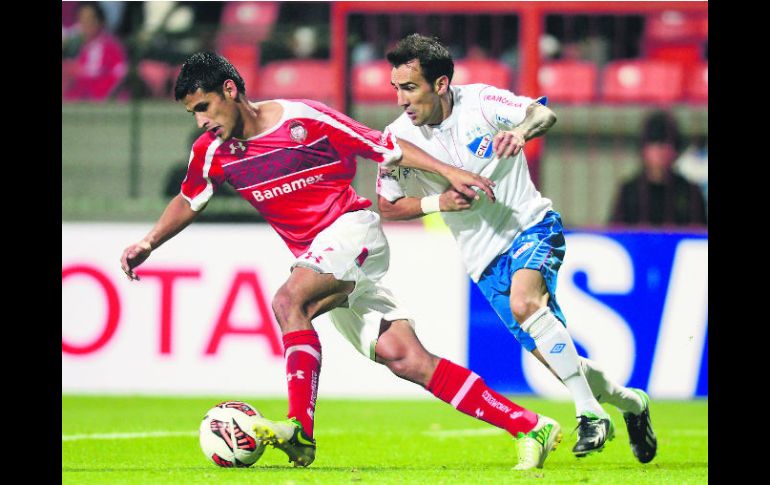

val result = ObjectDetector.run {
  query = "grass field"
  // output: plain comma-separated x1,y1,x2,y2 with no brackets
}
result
62,395,707,484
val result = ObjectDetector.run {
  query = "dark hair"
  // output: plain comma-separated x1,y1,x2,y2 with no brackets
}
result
386,34,454,86
77,2,106,24
174,52,246,101
641,110,682,153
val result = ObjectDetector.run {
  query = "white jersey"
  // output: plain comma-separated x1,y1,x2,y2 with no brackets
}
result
377,84,552,282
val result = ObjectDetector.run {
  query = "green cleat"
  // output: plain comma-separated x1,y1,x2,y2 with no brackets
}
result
252,416,316,467
513,415,563,470
572,412,615,457
623,389,657,464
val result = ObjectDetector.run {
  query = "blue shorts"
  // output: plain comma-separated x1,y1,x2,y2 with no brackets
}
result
476,211,567,352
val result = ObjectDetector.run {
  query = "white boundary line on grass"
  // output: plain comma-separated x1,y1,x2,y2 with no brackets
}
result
61,427,709,442
62,431,198,441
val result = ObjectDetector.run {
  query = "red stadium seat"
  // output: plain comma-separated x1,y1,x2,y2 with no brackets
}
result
221,45,261,98
217,1,279,48
684,62,708,103
646,44,702,68
453,60,513,90
352,61,394,103
538,61,597,103
601,60,684,103
138,60,171,98
257,60,336,104
645,10,708,43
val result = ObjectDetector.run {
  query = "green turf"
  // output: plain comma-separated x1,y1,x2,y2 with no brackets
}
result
62,395,707,484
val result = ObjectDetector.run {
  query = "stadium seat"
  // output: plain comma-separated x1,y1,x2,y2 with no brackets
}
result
684,62,707,103
221,45,261,98
645,10,708,43
257,60,336,104
217,1,279,48
453,60,513,90
643,10,706,73
601,60,684,103
538,61,597,104
138,60,171,98
352,61,394,103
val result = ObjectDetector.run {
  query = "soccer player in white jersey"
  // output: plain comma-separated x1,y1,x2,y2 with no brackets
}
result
377,34,657,463
120,52,564,470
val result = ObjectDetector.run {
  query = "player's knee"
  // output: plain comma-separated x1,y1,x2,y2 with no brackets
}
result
510,295,544,323
381,351,437,386
271,287,307,331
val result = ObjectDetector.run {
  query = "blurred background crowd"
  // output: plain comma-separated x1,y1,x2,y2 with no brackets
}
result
62,1,707,229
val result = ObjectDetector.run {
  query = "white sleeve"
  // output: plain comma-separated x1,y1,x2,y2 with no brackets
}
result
478,85,536,131
376,165,407,202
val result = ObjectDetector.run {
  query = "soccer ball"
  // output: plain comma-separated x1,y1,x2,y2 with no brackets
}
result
199,401,266,467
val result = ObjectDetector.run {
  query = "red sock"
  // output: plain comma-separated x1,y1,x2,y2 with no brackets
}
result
282,329,321,438
427,358,538,436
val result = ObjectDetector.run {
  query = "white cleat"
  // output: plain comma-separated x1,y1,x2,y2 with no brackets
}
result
252,416,316,467
513,415,563,470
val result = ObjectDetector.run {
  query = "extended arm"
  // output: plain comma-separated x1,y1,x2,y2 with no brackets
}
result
396,138,496,203
119,194,200,280
493,101,557,158
378,189,474,221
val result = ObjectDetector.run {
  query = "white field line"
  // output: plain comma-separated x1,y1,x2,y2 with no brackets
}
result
424,428,505,438
62,430,198,441
62,427,708,442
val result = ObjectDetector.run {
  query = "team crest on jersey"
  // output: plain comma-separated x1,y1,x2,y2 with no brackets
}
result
467,133,494,159
289,121,308,143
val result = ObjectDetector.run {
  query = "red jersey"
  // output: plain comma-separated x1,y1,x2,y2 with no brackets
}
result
63,31,127,101
181,99,402,256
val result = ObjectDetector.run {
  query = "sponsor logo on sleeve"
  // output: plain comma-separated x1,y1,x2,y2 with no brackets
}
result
495,113,514,128
483,94,523,107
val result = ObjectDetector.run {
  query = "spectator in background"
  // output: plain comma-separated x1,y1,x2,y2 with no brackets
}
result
98,1,127,34
290,26,319,59
62,2,128,101
609,110,707,227
674,133,708,205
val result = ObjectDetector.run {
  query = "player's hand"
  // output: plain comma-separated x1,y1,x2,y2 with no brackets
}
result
493,129,527,158
440,189,474,212
120,241,152,281
443,166,496,203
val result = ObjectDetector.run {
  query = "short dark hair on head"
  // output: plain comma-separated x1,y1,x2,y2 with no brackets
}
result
77,1,106,23
386,34,454,86
174,52,246,101
641,110,683,153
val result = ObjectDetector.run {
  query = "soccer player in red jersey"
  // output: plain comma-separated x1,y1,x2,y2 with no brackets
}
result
120,52,562,470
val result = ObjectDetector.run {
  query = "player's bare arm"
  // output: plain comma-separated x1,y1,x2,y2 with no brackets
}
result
378,189,473,221
493,102,557,158
120,194,200,281
396,138,496,203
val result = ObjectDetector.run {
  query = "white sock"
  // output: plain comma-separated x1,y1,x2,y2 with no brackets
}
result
579,357,644,415
521,308,608,418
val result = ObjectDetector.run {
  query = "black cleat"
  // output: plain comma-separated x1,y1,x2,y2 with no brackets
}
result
572,412,615,457
623,389,657,464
